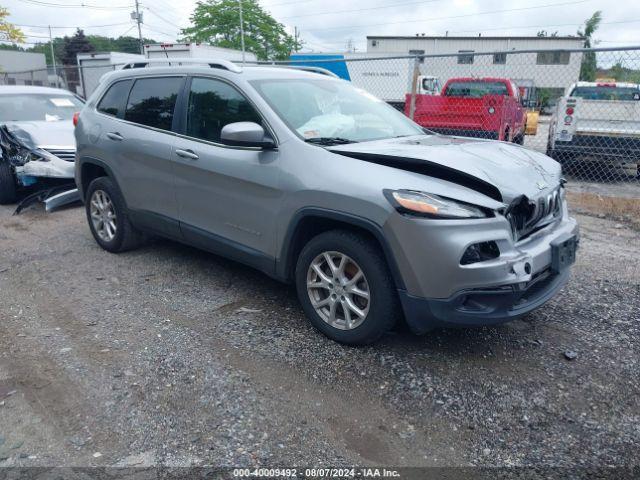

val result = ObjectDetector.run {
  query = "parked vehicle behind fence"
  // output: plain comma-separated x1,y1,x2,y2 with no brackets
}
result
74,59,578,345
547,81,640,177
406,77,527,143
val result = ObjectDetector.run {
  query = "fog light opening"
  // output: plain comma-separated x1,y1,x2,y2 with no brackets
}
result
460,241,500,265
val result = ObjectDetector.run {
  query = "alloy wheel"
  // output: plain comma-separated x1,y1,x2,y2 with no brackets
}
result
90,189,117,242
306,251,371,330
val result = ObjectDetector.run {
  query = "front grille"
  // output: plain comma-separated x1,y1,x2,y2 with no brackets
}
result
44,149,76,162
506,187,562,241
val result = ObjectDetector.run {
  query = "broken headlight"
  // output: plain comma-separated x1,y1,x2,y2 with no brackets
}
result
385,189,489,219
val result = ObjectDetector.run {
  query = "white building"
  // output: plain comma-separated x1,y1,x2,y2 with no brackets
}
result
0,51,48,87
366,35,586,95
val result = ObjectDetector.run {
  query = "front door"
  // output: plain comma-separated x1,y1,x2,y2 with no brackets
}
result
172,76,281,269
116,76,185,237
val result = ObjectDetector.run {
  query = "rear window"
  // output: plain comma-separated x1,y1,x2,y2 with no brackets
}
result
570,86,640,101
444,81,508,97
97,80,132,117
124,77,183,131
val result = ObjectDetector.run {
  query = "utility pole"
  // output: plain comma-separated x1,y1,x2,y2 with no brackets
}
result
132,0,144,55
48,25,59,88
238,0,245,64
294,26,300,52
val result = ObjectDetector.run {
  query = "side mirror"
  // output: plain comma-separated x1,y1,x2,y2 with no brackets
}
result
220,122,275,149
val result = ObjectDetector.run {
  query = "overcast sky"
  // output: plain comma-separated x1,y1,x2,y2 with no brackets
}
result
4,0,639,52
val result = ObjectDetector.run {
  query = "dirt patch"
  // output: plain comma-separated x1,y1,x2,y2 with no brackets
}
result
568,191,640,230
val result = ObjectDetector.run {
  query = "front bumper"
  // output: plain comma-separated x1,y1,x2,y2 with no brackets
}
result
385,204,579,333
399,268,570,333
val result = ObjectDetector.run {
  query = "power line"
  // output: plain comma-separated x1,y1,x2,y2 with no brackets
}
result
14,21,131,29
280,0,439,19
143,5,183,30
12,0,132,9
302,0,591,32
142,24,177,39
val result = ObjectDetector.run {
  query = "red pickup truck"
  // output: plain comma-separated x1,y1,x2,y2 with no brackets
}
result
405,77,527,144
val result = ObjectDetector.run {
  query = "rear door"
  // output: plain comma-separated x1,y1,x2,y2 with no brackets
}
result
116,75,185,237
171,76,281,268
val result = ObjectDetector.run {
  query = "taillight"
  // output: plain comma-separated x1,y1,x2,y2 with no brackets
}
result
565,107,574,115
72,112,80,127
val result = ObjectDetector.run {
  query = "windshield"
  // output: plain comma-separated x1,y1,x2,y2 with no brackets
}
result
250,78,423,143
444,81,508,97
0,93,84,122
570,86,640,101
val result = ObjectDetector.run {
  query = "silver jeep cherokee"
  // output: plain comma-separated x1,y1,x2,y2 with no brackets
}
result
75,59,579,345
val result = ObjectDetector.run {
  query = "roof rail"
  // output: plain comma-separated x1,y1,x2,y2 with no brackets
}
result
120,57,242,73
269,65,339,78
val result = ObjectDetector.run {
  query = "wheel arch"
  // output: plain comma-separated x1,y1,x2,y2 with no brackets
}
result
78,157,126,206
276,208,406,290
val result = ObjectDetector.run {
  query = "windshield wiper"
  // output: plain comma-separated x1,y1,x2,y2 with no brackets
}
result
305,137,355,146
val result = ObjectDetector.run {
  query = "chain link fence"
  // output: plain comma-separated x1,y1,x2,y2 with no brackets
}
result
2,46,640,195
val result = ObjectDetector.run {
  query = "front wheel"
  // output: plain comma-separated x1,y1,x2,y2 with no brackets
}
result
295,230,400,345
85,176,146,253
0,161,18,205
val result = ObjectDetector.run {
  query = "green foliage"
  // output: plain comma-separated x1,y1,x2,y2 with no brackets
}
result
578,10,602,81
181,0,302,60
62,29,94,65
26,34,156,65
603,63,640,84
0,6,25,43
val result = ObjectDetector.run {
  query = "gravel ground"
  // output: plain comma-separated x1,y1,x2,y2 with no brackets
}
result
0,202,638,469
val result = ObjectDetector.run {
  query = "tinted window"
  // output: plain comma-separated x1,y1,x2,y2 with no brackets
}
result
97,80,132,117
445,81,508,97
124,77,183,130
570,86,640,101
186,77,262,143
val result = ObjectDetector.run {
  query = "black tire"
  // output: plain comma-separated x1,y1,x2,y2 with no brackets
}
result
85,176,146,253
0,161,18,205
295,230,400,345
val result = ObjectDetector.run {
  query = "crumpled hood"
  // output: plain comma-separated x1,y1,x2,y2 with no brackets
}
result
5,121,76,150
329,135,562,203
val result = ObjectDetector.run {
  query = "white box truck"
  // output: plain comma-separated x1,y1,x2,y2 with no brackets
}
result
289,52,440,110
144,43,257,63
77,52,145,98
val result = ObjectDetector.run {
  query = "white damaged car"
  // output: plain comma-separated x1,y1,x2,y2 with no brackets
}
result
0,86,84,204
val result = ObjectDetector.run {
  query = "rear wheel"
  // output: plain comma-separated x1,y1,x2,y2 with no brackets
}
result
295,230,400,345
85,176,147,253
0,161,18,205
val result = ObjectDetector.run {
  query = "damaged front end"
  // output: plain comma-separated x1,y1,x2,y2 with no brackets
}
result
0,125,78,213
0,124,75,184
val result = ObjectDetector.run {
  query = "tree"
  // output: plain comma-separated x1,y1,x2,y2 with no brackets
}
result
0,6,24,43
578,10,602,81
60,29,94,92
181,0,302,60
62,29,94,66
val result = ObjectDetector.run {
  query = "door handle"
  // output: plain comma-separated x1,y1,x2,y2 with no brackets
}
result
175,149,199,160
106,132,124,141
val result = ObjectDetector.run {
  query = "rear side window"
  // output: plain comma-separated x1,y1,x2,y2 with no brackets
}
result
186,77,262,143
97,79,132,117
124,77,183,131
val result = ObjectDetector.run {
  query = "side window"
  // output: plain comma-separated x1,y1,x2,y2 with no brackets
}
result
124,77,183,131
186,77,262,143
97,79,132,117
